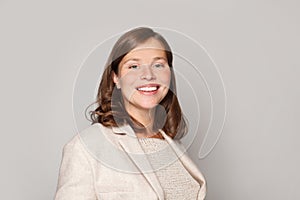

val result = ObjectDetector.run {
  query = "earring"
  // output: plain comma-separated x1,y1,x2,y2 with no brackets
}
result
116,83,121,89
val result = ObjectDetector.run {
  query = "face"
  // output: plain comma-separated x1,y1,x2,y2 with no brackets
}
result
113,38,171,115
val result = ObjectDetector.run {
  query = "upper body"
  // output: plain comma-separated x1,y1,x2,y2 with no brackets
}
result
54,123,206,200
54,27,207,200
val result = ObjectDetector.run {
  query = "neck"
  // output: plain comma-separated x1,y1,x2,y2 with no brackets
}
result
129,108,155,129
124,104,156,134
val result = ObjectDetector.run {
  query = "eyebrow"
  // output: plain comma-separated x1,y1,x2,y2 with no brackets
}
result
123,57,167,65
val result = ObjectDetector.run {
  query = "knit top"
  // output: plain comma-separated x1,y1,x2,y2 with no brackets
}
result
138,137,200,200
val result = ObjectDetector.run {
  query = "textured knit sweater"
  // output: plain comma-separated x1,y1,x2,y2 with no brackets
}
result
138,137,200,200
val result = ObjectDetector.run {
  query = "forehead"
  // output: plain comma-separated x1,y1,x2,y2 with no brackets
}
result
132,38,165,51
122,38,167,62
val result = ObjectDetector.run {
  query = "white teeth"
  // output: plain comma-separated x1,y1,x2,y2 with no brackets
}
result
137,86,158,92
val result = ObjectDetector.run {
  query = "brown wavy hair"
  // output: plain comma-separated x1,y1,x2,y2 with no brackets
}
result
87,27,187,139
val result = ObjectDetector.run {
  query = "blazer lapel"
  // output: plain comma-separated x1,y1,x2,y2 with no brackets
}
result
113,125,206,200
113,125,165,200
158,129,207,200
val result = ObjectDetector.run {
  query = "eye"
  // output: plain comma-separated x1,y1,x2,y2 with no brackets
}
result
153,63,164,68
128,64,139,69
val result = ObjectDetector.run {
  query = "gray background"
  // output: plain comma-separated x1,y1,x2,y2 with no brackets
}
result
1,0,299,199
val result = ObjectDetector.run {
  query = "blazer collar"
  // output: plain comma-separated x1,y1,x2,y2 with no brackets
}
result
159,128,206,199
115,124,164,200
114,124,206,200
112,124,136,137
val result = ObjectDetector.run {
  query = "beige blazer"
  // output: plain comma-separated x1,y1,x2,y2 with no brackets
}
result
54,123,206,200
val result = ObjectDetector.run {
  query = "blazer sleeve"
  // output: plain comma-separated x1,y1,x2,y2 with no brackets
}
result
54,135,97,200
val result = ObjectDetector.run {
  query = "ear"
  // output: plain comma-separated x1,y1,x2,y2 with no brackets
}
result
112,72,121,89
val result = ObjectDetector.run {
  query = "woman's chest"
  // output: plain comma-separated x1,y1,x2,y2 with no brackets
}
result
93,165,159,200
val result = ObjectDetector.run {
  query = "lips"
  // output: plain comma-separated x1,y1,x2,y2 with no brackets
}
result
136,84,160,94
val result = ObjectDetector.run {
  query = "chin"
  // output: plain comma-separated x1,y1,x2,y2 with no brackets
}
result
138,103,160,110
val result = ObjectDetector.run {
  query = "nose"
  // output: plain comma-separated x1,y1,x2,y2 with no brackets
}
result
140,65,156,80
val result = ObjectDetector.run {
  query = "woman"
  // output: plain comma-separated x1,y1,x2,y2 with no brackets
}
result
54,27,206,200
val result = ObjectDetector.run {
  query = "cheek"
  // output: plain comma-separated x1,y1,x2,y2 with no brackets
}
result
160,70,171,86
119,73,137,87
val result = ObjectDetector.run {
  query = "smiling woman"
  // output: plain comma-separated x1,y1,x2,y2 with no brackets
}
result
112,38,171,134
54,27,207,200
92,27,185,139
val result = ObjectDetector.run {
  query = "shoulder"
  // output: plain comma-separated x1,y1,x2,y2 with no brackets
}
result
62,123,116,158
63,123,126,164
63,123,107,146
79,123,112,138
77,123,120,148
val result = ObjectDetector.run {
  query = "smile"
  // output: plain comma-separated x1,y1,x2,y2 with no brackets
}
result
137,86,159,91
136,84,160,94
